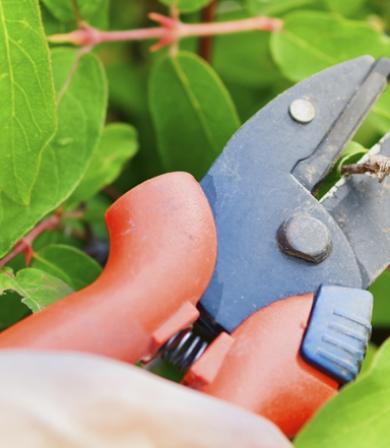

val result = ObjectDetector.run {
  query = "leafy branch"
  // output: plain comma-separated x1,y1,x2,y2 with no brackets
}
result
0,210,84,268
48,11,283,51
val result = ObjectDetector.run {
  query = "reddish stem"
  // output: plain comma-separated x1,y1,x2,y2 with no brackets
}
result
104,185,121,200
48,14,283,51
49,23,167,47
180,16,282,36
0,214,62,268
199,0,218,62
0,207,88,268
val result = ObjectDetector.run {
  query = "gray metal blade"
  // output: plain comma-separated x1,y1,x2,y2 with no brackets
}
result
321,134,390,288
293,58,390,191
200,56,379,332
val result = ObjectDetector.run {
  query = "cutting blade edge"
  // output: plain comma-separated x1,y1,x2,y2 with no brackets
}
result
321,133,390,288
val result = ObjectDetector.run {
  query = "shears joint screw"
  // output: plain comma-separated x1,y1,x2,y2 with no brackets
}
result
277,213,332,264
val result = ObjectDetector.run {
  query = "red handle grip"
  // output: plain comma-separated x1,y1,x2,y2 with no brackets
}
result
0,173,217,363
184,294,339,437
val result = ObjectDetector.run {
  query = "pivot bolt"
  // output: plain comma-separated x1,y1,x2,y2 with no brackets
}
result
289,98,316,124
278,213,332,264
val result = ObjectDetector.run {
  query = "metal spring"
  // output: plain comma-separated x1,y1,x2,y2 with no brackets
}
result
160,328,209,372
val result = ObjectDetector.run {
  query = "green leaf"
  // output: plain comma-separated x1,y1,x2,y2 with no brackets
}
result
149,358,184,382
0,290,30,331
110,0,143,29
105,55,162,183
32,244,102,290
335,141,368,173
223,80,279,123
106,60,148,116
84,195,110,240
245,0,317,16
370,270,390,327
0,267,72,313
213,11,283,88
69,123,138,205
295,339,390,447
324,0,366,17
41,0,105,22
18,269,73,312
360,343,377,375
316,141,367,198
0,0,56,204
159,0,211,13
149,52,240,178
0,48,107,258
41,0,110,34
271,11,390,82
368,87,390,134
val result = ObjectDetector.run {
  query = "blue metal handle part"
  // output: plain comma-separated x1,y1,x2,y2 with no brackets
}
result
199,56,389,333
301,285,373,383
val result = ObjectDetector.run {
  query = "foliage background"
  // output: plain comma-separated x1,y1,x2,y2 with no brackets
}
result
0,0,389,445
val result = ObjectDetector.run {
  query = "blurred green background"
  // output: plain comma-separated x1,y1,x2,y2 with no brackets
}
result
2,0,389,351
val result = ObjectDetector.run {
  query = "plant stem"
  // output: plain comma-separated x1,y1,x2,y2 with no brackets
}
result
199,0,218,62
71,0,82,25
342,155,390,183
179,16,282,36
48,13,283,51
0,210,84,268
0,214,61,268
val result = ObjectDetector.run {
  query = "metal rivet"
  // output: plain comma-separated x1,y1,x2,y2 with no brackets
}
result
277,213,332,264
289,98,316,124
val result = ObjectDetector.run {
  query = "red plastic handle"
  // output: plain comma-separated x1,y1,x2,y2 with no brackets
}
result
0,173,217,363
183,293,339,437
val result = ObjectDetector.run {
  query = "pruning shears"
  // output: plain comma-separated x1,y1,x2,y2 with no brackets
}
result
0,55,389,437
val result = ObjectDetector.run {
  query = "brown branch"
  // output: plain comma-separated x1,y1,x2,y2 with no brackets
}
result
71,0,82,26
0,214,62,268
48,13,283,51
104,186,121,200
342,155,390,183
199,0,218,62
0,209,85,268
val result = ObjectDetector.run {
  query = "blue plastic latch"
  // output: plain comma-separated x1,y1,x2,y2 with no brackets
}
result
301,285,373,384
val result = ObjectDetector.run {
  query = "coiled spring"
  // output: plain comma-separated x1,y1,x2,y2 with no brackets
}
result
160,328,209,371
